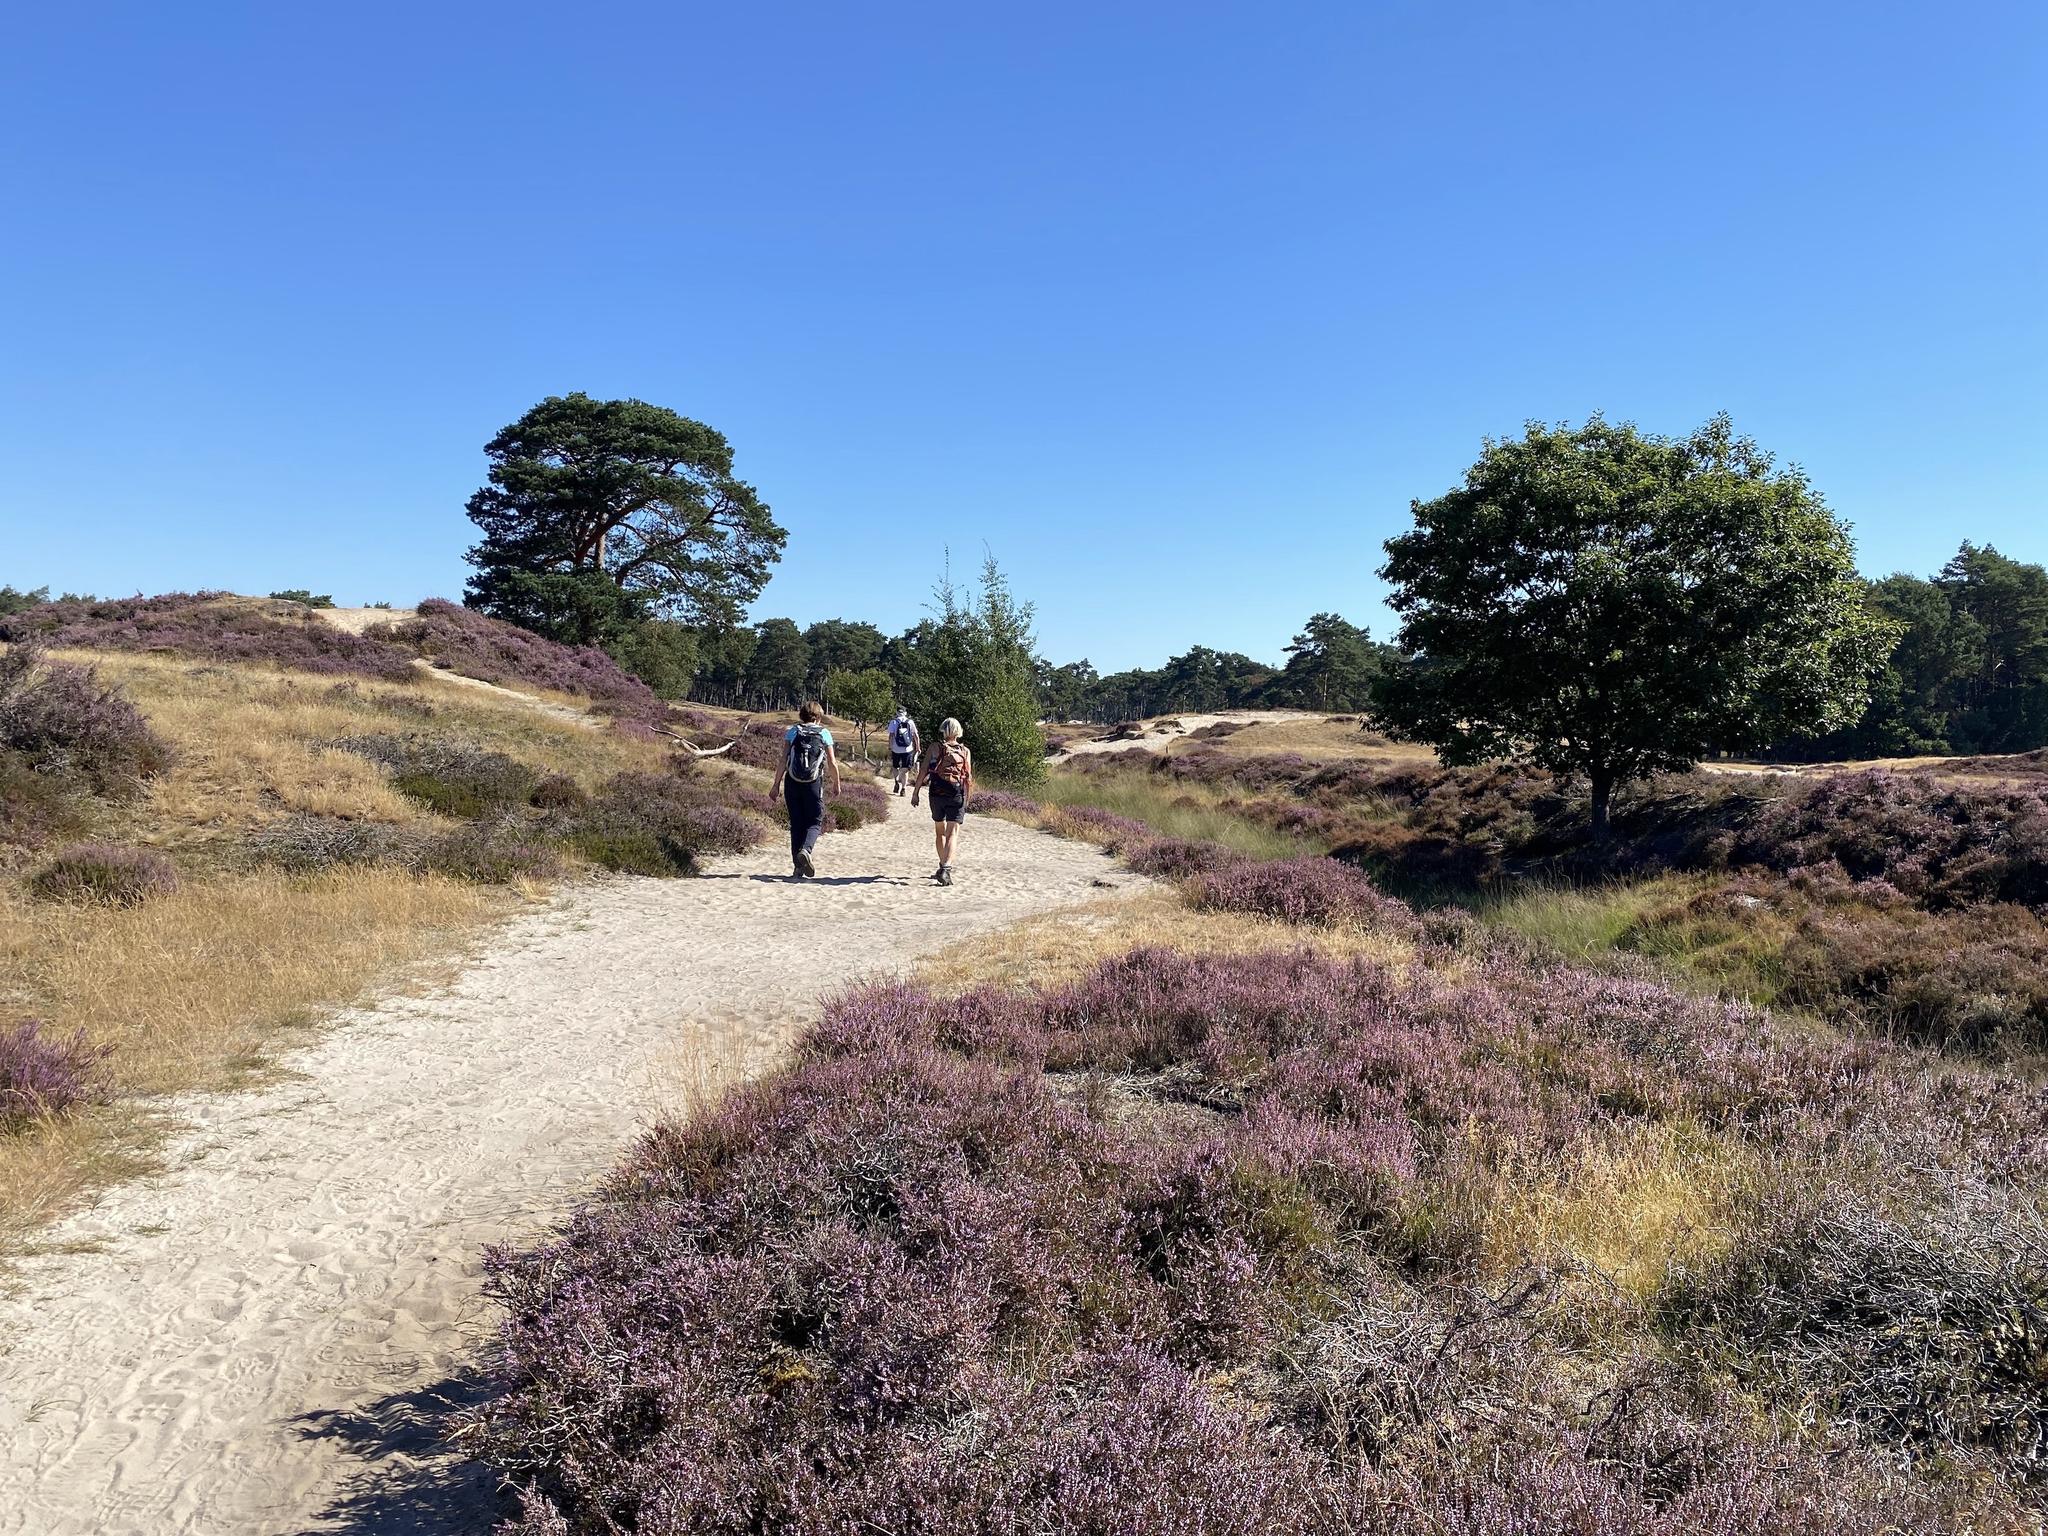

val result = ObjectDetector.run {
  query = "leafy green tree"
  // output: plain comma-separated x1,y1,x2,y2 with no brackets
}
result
464,393,785,631
268,589,335,608
1375,415,1894,837
608,620,699,699
898,556,1045,784
826,667,895,761
748,618,810,709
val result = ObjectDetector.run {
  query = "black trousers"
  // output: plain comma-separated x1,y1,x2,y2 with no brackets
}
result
785,778,826,860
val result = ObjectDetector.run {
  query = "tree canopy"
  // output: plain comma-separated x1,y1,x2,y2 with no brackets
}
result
895,556,1045,784
464,394,785,634
1373,416,1894,834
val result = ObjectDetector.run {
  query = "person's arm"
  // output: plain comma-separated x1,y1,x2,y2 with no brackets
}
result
961,747,973,806
827,743,842,795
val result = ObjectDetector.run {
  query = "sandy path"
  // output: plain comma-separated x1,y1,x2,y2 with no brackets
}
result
0,807,1144,1535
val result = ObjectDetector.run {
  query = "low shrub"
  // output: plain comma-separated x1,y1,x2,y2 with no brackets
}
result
478,947,2043,1533
25,842,180,906
832,780,891,830
417,821,563,884
0,752,90,852
1734,769,2048,911
553,769,770,876
1042,803,1154,852
0,592,419,681
0,644,172,796
1123,836,1248,882
0,1019,105,1129
1662,1173,2048,1491
529,772,587,810
247,813,410,873
1191,855,1418,933
727,720,790,772
969,787,1042,820
334,734,539,819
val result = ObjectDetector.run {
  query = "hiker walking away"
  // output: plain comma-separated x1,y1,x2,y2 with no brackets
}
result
769,701,842,880
888,709,920,796
911,717,972,885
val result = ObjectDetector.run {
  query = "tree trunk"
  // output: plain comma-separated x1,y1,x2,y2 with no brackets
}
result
1589,767,1614,845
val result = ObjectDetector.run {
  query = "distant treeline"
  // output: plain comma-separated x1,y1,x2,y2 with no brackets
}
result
4,541,2039,756
1768,543,2048,760
673,610,1394,722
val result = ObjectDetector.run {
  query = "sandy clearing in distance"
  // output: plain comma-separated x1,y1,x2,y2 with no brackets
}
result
0,805,1146,1535
1054,709,1323,759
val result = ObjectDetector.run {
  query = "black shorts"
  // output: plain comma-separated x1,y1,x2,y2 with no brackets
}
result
928,785,966,824
892,750,915,770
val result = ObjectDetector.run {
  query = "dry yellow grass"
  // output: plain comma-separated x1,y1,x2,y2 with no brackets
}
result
0,646,679,1253
62,649,674,858
1198,716,1435,766
915,887,1415,996
1469,1119,1750,1302
0,868,508,1248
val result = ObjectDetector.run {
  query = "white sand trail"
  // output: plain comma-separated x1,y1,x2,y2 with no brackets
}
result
0,807,1143,1535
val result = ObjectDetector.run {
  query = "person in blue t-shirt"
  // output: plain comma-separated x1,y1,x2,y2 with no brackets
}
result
768,700,843,879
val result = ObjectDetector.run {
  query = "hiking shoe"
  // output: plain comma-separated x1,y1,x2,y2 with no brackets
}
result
939,864,955,886
931,866,946,883
797,849,816,878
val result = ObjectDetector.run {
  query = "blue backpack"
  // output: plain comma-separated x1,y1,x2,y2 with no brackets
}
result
891,717,915,752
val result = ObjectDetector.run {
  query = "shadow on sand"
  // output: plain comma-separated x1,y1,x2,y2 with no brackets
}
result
736,872,914,887
289,1369,516,1535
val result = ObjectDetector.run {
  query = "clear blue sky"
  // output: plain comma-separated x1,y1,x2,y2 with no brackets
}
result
3,2,2042,672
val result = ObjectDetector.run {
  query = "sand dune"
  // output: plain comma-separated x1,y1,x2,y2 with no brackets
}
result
0,806,1145,1534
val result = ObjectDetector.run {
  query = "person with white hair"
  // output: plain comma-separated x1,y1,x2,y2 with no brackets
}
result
910,716,973,885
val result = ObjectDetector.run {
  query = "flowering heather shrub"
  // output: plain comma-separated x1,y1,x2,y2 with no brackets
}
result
0,592,419,681
968,786,1042,819
25,842,179,906
1776,896,2048,1047
1735,769,2048,910
0,644,172,796
1123,836,1249,882
480,945,2044,1532
0,1019,105,1129
371,600,667,723
334,733,539,819
829,779,891,831
527,772,586,810
417,821,563,884
725,718,790,771
1192,855,1420,933
1043,803,1154,852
